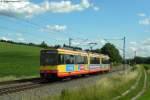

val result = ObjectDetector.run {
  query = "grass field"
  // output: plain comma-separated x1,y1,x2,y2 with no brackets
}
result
0,42,42,78
138,65,150,100
47,66,140,100
119,65,145,100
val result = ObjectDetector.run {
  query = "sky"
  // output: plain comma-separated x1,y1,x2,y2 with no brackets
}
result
0,0,150,58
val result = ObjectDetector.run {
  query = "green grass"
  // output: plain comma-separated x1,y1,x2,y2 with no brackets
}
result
119,65,145,100
0,42,42,77
138,65,150,100
46,67,140,100
143,64,150,70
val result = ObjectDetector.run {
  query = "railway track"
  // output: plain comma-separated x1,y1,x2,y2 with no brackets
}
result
0,78,41,86
0,78,47,95
0,68,126,96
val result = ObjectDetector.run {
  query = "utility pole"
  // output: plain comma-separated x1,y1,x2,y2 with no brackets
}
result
134,51,137,65
88,42,97,51
123,36,126,70
134,51,136,58
69,38,73,47
104,36,126,70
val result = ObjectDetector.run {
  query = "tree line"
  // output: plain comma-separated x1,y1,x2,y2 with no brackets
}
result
0,39,63,49
2,39,150,65
0,39,123,64
127,57,150,64
0,39,82,50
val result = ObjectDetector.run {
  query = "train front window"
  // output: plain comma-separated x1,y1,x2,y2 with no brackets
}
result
40,52,58,66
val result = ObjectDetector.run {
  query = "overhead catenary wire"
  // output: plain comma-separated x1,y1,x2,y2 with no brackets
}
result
0,15,70,45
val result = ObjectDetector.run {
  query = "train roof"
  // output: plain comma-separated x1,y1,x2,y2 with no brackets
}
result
41,48,109,59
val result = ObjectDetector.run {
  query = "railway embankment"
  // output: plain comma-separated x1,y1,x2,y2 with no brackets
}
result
47,65,145,100
0,69,124,100
114,65,146,100
137,65,150,100
0,65,146,100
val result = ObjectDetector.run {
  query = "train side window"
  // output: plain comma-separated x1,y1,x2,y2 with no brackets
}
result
84,56,88,64
90,57,94,64
75,55,85,64
64,55,75,64
81,56,84,64
58,54,65,64
95,58,100,64
75,56,80,64
70,55,75,64
90,57,100,64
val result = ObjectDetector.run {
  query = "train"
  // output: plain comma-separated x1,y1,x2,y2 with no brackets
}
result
40,48,111,79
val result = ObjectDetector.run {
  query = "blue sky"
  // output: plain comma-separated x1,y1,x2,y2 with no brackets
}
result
0,0,150,58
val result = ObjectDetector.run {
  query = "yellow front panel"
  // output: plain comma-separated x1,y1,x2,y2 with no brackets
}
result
57,65,66,72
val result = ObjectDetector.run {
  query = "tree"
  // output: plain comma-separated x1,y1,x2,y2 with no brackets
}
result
133,56,150,64
40,41,48,48
54,45,61,49
101,43,122,64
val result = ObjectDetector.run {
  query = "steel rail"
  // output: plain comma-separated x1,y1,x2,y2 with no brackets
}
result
0,69,125,96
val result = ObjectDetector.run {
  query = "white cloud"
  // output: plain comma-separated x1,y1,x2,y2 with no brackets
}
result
41,25,67,32
129,38,150,57
129,41,137,46
94,39,106,45
17,37,25,41
137,13,146,17
129,47,137,52
43,0,95,13
0,36,11,41
81,0,91,8
93,6,100,11
0,0,42,18
69,38,89,46
0,0,98,18
72,41,81,46
142,38,150,46
15,32,25,42
139,18,150,25
100,39,106,45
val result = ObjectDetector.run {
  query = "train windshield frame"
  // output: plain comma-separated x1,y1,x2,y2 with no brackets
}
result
40,50,58,66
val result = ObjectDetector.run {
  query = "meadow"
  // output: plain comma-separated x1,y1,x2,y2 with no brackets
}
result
47,65,144,100
138,65,150,100
0,42,42,78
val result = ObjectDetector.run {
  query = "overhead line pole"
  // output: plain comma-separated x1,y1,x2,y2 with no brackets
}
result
104,36,126,70
88,42,97,51
69,38,73,47
123,36,126,70
134,50,137,65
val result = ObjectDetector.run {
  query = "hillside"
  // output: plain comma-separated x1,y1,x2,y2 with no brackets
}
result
0,42,42,77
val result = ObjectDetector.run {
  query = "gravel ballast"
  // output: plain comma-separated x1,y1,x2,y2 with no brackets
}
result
0,72,118,100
